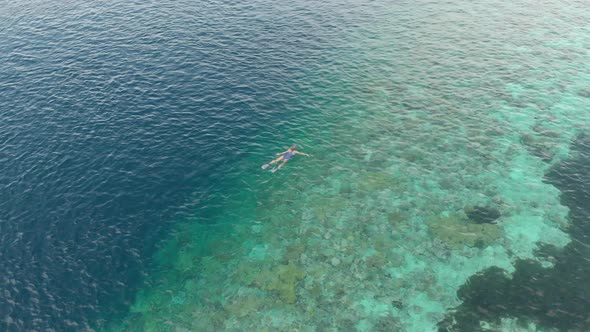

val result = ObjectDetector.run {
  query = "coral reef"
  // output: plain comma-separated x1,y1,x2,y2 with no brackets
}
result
520,133,559,162
224,295,264,317
464,205,501,224
106,10,583,330
357,171,405,192
426,214,502,249
255,264,305,304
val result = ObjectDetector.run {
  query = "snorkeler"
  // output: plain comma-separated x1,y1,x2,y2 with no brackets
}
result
261,145,312,173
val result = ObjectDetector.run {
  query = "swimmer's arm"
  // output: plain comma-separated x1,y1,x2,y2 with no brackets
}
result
276,150,288,156
295,151,312,156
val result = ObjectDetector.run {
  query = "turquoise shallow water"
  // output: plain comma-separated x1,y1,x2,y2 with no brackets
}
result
2,0,590,331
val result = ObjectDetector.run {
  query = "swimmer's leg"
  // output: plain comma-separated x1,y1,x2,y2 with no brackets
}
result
262,156,283,169
270,156,284,164
271,160,288,173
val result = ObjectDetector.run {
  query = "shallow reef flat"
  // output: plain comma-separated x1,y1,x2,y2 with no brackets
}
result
108,76,579,331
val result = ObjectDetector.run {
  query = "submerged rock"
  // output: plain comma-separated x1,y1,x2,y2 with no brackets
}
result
464,205,501,224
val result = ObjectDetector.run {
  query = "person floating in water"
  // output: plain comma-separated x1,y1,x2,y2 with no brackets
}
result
261,145,312,173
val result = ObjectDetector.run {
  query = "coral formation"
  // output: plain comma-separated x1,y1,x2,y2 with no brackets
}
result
224,295,264,317
358,171,405,192
255,264,305,304
464,205,501,224
426,214,502,249
284,243,306,262
520,133,559,162
309,196,347,221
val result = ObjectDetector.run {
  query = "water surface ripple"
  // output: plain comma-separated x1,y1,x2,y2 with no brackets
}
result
1,0,590,331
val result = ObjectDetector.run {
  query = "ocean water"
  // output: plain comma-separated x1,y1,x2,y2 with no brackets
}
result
2,0,590,331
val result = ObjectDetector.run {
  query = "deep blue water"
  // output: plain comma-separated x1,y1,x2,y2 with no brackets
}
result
0,0,330,329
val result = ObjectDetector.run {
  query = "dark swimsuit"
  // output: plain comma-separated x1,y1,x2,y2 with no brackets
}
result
284,152,294,160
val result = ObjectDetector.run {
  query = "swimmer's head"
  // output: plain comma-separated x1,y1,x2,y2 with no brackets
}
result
290,145,297,150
